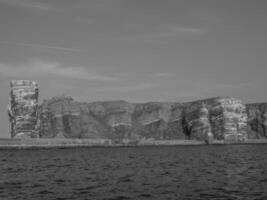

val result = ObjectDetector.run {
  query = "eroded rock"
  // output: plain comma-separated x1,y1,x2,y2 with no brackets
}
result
210,98,247,142
184,103,212,141
7,80,257,141
8,80,39,138
246,103,267,138
37,96,249,141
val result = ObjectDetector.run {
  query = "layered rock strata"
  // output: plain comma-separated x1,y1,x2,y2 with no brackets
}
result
210,98,247,141
246,103,267,139
183,98,247,142
8,80,39,138
8,80,266,141
183,103,212,141
36,96,249,141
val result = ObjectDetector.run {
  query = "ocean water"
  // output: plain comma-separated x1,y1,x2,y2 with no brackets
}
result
0,145,267,200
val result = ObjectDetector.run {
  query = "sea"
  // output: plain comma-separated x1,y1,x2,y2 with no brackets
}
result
0,145,267,200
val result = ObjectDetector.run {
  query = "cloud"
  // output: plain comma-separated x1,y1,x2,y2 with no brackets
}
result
0,41,91,53
150,26,207,38
72,17,95,25
0,60,117,81
102,25,207,44
153,73,173,78
88,83,156,92
213,82,257,90
171,26,206,34
0,0,54,11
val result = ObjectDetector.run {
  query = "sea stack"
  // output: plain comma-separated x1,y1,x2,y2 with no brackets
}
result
7,80,39,138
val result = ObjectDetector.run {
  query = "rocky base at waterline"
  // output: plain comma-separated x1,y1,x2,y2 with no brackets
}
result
1,138,267,149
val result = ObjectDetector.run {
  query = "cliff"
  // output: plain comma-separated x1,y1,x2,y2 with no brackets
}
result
8,80,39,138
36,96,251,142
246,103,267,139
8,80,267,141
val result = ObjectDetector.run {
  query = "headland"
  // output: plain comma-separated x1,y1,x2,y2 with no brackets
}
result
4,80,267,148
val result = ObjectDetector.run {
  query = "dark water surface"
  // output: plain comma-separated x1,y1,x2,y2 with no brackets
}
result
0,145,267,200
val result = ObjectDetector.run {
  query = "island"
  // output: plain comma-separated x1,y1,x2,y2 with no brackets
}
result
1,80,266,148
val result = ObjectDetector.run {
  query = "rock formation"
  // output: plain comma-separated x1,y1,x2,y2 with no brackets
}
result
210,98,247,141
7,80,267,141
183,97,247,142
183,102,211,141
246,103,267,139
8,80,39,138
36,96,250,141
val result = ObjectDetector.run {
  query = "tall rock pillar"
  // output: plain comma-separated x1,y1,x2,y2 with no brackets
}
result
8,80,39,138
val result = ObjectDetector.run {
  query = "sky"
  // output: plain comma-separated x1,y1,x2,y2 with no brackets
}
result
0,0,267,137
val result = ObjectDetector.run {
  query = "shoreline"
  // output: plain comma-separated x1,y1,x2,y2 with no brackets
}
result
0,138,267,149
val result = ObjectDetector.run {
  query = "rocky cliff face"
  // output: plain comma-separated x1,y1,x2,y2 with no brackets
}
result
183,97,247,142
36,96,250,141
8,80,39,138
246,103,267,139
8,80,265,141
